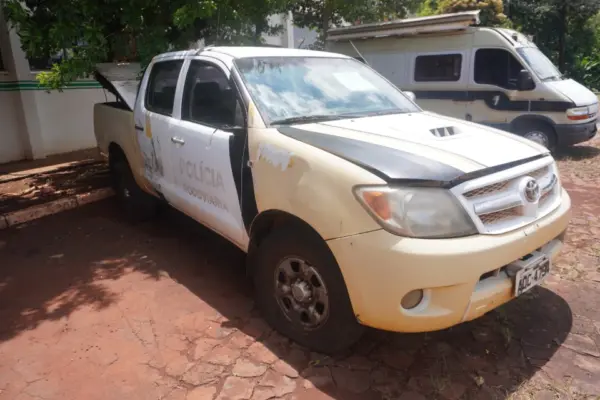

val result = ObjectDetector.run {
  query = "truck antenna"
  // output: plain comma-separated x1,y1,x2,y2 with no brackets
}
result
349,40,370,66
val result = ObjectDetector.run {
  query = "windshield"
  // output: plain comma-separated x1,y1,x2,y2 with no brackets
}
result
516,47,562,81
234,56,420,125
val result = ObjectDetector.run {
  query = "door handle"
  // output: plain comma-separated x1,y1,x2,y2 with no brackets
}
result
171,137,185,145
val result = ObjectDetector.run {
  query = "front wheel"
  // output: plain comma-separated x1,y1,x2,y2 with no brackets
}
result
253,225,365,354
515,123,556,151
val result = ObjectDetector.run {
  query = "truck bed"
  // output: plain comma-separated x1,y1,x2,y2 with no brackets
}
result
94,102,155,194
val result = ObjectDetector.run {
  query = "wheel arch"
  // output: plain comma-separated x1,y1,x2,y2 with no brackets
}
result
246,209,328,276
510,114,557,134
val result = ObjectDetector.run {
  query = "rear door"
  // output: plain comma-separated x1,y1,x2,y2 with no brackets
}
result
133,58,185,200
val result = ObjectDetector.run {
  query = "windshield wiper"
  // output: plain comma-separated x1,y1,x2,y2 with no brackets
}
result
270,115,348,125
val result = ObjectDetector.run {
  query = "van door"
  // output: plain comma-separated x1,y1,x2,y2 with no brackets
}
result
133,59,185,200
410,52,470,120
466,48,529,128
170,58,249,248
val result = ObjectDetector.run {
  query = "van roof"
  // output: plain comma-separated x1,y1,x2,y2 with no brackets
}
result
327,10,481,41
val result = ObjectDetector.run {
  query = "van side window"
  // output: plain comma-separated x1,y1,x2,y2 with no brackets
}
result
414,54,462,82
182,61,242,128
474,49,524,90
145,60,184,116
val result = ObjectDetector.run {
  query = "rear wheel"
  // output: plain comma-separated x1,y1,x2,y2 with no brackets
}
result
109,154,160,222
253,225,365,354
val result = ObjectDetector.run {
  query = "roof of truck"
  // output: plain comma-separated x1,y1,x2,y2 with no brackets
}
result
154,46,350,61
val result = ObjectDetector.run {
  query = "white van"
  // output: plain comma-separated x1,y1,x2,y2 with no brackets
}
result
326,11,599,149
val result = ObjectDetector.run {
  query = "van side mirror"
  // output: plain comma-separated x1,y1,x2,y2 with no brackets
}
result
404,91,417,102
517,70,535,91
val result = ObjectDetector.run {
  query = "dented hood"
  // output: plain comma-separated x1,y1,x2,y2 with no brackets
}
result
94,62,142,110
277,111,550,184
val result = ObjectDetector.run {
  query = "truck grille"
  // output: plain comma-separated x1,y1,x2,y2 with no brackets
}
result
453,159,561,235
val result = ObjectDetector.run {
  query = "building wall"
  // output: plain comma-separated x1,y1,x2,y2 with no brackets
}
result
0,13,292,164
0,88,26,163
32,83,110,156
0,9,116,164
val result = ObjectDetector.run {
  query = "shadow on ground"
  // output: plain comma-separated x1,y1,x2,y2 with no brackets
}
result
554,144,600,162
0,200,573,399
0,161,109,214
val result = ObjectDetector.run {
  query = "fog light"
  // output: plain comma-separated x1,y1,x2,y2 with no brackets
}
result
401,289,424,310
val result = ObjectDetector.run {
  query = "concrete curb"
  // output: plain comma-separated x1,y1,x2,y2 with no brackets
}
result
0,187,115,229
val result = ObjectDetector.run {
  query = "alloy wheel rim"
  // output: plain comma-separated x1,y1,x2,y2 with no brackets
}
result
273,257,329,330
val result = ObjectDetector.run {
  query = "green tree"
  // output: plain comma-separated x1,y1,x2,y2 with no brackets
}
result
419,0,508,26
508,0,600,77
290,0,420,46
3,0,290,89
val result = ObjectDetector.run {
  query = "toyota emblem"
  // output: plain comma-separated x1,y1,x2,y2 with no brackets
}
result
524,179,541,203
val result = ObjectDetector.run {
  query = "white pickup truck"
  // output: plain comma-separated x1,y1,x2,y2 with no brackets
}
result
94,46,571,354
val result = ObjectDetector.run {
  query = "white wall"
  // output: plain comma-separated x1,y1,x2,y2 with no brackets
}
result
0,90,26,163
33,87,109,156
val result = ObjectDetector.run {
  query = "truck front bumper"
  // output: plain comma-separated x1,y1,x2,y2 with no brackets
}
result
327,189,571,333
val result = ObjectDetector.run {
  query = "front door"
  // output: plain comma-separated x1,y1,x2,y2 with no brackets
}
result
133,58,185,200
171,58,249,248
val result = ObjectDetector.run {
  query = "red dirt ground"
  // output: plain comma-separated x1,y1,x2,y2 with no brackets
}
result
1,138,600,400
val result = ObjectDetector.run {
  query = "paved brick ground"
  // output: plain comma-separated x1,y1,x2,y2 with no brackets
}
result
1,139,600,399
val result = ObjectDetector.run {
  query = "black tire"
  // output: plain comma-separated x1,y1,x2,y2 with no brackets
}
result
109,155,160,222
515,122,557,151
253,225,365,354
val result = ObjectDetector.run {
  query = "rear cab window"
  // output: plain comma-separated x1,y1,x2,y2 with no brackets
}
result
145,60,184,116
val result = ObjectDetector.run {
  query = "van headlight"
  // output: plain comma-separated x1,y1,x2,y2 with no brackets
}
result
566,106,592,121
354,186,477,238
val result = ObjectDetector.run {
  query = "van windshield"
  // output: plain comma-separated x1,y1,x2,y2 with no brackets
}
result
234,56,420,125
516,47,563,82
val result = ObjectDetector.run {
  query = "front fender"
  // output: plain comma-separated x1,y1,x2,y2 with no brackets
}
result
248,127,382,240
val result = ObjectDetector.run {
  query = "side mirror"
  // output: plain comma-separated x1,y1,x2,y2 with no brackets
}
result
404,91,417,102
517,69,535,91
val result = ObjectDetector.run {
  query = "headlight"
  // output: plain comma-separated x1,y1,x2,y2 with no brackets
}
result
567,106,592,121
354,186,477,238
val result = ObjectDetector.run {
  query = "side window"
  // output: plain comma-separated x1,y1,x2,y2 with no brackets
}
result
414,54,462,82
182,61,242,128
474,49,524,90
145,60,184,116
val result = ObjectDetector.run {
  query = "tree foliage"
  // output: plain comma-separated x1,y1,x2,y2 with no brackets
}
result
508,0,600,85
419,0,507,26
2,0,288,89
5,0,600,91
290,0,421,45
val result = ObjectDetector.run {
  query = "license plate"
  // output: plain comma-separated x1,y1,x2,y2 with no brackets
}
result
514,257,550,296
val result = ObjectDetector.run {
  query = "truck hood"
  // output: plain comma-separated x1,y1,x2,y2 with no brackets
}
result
94,63,141,110
546,79,598,107
277,111,550,184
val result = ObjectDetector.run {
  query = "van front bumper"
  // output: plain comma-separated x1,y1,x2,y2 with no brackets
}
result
327,189,571,333
555,119,597,146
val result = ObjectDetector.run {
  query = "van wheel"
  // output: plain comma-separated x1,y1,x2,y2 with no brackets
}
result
110,157,160,222
516,123,556,150
253,225,365,354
